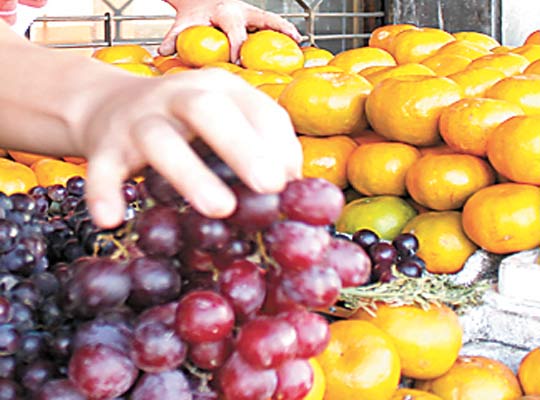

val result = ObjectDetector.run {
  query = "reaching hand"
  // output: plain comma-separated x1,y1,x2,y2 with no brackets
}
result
159,0,302,62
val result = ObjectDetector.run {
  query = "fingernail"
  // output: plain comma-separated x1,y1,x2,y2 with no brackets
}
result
196,186,236,218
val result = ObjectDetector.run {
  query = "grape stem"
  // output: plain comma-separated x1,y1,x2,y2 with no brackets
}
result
183,361,213,390
255,231,281,274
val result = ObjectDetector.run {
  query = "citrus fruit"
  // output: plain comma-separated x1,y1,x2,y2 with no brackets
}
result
336,196,417,240
31,159,87,187
421,53,472,76
418,144,456,157
352,129,388,145
452,31,500,49
316,320,400,400
391,389,443,400
511,44,540,62
467,53,530,77
257,83,287,101
347,142,421,196
365,76,463,146
487,115,540,184
201,61,243,73
279,72,372,136
402,211,477,274
369,24,417,53
435,40,491,60
163,66,192,76
364,63,435,86
236,69,292,86
359,65,390,77
462,183,540,254
391,28,455,64
303,359,325,400
405,154,495,211
439,98,524,157
240,30,304,74
486,74,540,115
113,63,160,77
92,44,153,64
176,25,230,67
63,156,86,165
492,45,514,53
354,304,462,380
302,46,334,67
0,158,38,195
525,59,540,75
328,47,396,74
299,135,357,188
525,30,540,45
518,348,540,395
416,356,523,400
291,65,344,79
8,150,56,166
156,57,188,73
447,67,506,97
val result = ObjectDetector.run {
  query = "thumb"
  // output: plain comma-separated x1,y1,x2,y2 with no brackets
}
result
159,19,200,56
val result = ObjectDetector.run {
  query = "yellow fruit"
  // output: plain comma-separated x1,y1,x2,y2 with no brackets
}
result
391,28,455,64
467,53,530,77
519,348,540,395
421,54,472,76
369,24,417,53
435,40,491,60
113,63,160,77
329,47,396,74
511,44,540,62
0,158,38,195
391,389,443,400
176,26,230,67
92,45,153,64
257,83,287,101
236,69,292,87
303,359,326,400
452,31,500,49
486,74,540,115
448,67,506,97
364,63,435,86
302,46,334,67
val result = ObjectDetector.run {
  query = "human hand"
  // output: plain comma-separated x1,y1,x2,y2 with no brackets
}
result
159,0,302,61
77,69,302,229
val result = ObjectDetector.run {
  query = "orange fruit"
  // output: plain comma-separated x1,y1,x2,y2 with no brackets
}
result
421,53,472,76
347,142,421,196
402,211,478,274
257,83,287,101
492,45,514,53
363,63,435,86
92,45,153,64
298,135,357,188
391,389,443,400
155,57,188,73
113,63,160,77
8,150,56,166
486,75,540,115
63,156,86,165
302,47,334,67
525,59,540,75
279,72,372,136
236,69,292,87
0,149,7,158
365,76,463,146
303,359,325,400
163,66,192,76
353,304,462,380
153,55,175,67
452,31,500,50
0,158,37,195
511,44,540,62
487,115,540,183
467,53,530,77
391,28,455,64
525,30,540,45
416,356,523,400
291,65,343,79
439,98,524,157
519,348,540,395
369,24,417,53
405,154,495,210
32,159,87,187
336,196,417,240
462,183,540,254
240,30,303,74
435,40,491,60
201,61,243,73
447,67,507,97
359,65,390,77
176,26,230,68
316,320,400,400
352,129,388,145
328,47,396,74
418,144,456,157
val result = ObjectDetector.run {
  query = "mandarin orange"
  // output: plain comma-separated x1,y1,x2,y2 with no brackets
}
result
391,28,455,64
447,67,507,97
452,31,500,49
176,26,230,67
368,24,417,53
0,158,38,195
92,44,153,64
328,47,396,74
486,74,540,115
363,63,435,86
467,53,530,77
519,348,540,395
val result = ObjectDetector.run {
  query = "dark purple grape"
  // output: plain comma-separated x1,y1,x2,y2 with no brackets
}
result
322,238,371,287
0,378,22,400
10,281,40,309
17,331,47,363
9,193,35,214
68,344,138,399
181,210,231,251
392,233,419,257
17,359,56,393
143,168,184,206
122,183,138,203
28,186,47,198
66,176,85,197
0,298,10,324
396,259,423,278
19,235,46,259
406,254,427,270
131,370,192,400
0,221,19,254
0,358,15,379
188,338,232,370
369,242,398,264
127,257,181,309
204,153,238,184
136,206,183,257
1,244,35,275
281,266,342,309
60,196,80,214
38,298,63,328
47,329,73,361
36,379,86,400
73,319,132,355
280,178,345,226
9,302,34,331
0,194,12,212
34,195,49,215
31,272,59,297
46,185,67,203
227,183,280,231
0,325,19,356
352,229,379,250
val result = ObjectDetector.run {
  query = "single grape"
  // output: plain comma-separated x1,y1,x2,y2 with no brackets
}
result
369,242,398,264
281,266,342,309
0,357,15,379
20,235,46,260
136,206,184,257
60,196,80,214
321,238,371,287
142,168,184,206
137,302,178,328
204,153,238,184
180,247,215,273
0,297,11,323
36,379,86,400
17,331,47,363
406,254,427,270
66,176,86,197
0,325,19,356
127,257,181,309
227,183,280,231
217,260,266,320
10,281,40,309
262,271,305,315
175,291,234,344
122,183,138,203
0,378,22,400
73,319,132,355
188,338,232,371
371,260,394,282
46,185,68,203
352,229,379,250
34,195,49,216
236,317,297,369
264,221,331,271
9,193,36,214
31,272,59,298
181,210,231,251
274,358,313,400
1,244,36,275
280,178,345,226
278,310,330,359
131,321,187,373
131,370,192,400
9,302,34,331
68,344,138,399
396,259,423,278
0,221,19,254
392,233,419,257
212,239,256,266
28,186,47,198
17,359,57,393
218,352,277,400
47,329,73,361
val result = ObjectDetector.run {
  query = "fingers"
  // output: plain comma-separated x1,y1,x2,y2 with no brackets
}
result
213,15,248,63
159,18,208,56
86,149,129,229
245,8,302,42
131,115,237,218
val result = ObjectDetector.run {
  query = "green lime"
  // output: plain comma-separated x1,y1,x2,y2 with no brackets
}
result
336,195,417,240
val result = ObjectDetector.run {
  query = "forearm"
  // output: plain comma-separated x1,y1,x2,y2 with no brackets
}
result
0,22,135,156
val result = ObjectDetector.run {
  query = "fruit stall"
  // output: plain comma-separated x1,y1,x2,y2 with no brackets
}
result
1,0,540,399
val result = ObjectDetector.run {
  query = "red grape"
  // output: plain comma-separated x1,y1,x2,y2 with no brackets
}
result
274,358,313,400
0,378,22,400
137,302,178,328
392,233,419,257
281,266,342,309
227,184,280,231
352,229,379,250
142,167,184,206
181,210,231,251
369,242,398,264
36,379,86,400
188,338,232,370
131,370,192,400
278,310,330,359
136,206,183,257
180,247,215,272
321,238,371,287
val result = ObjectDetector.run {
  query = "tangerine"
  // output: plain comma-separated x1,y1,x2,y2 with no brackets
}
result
448,67,506,97
391,389,443,400
467,53,530,77
328,47,396,74
435,40,491,60
176,26,230,67
518,348,540,395
369,24,417,53
201,61,243,73
92,45,153,64
525,30,540,45
363,63,435,86
113,63,160,77
302,46,334,67
511,44,540,62
525,59,540,75
421,54,472,76
8,150,56,166
236,69,292,86
486,74,540,115
0,158,38,195
391,28,455,64
32,159,87,187
452,31,500,49
290,65,343,79
257,83,287,101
